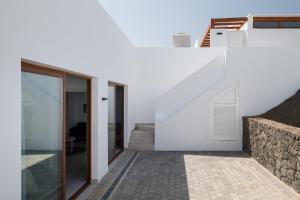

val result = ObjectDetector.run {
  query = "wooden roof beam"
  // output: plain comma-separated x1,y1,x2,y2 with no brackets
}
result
213,21,245,25
211,26,240,29
211,17,248,23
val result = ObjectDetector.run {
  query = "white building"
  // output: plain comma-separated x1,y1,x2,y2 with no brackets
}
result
1,0,300,199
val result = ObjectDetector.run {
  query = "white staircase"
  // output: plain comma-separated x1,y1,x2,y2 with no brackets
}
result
128,123,154,151
155,53,226,122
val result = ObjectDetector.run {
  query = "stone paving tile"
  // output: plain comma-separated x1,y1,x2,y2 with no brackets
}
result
109,151,300,200
86,150,136,200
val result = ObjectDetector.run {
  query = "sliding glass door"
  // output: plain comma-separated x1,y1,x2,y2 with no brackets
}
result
66,76,89,199
21,63,91,200
108,83,124,163
21,71,63,199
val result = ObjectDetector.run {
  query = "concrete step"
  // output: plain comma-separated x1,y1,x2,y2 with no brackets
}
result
135,123,155,133
131,130,154,138
127,143,154,151
128,123,155,151
129,137,154,144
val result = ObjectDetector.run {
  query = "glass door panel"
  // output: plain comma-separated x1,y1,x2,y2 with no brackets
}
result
66,76,89,199
108,84,124,163
21,71,63,200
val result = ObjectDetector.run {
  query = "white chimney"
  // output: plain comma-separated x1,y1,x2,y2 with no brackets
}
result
172,33,191,47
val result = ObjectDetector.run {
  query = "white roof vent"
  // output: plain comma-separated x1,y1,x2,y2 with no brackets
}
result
173,33,191,47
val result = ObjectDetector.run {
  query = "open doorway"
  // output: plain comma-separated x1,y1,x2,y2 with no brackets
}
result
108,82,124,164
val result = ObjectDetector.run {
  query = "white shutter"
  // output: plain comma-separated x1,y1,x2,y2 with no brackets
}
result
212,85,238,140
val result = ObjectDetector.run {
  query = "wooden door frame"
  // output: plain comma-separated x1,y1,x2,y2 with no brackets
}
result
21,61,92,200
108,81,125,164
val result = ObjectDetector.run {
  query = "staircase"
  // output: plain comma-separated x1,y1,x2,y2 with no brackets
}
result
156,53,226,122
128,123,154,151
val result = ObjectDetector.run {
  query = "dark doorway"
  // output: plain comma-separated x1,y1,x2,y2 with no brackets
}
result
108,82,124,164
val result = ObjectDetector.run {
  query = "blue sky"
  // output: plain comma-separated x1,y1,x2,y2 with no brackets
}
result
99,0,300,47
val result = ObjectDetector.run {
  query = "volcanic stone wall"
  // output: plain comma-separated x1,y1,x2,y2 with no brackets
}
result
243,90,300,193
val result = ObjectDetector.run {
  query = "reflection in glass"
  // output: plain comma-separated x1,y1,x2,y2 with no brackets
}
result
21,72,63,200
66,76,88,199
108,85,123,163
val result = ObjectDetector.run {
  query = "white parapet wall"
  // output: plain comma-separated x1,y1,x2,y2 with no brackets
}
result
246,29,300,47
246,14,300,47
155,47,300,151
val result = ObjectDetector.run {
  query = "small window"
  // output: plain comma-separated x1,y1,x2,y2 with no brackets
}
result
280,22,300,28
253,17,300,28
253,21,279,28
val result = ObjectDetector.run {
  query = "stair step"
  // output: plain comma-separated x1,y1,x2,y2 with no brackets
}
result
135,123,155,133
127,144,154,151
131,130,154,138
129,137,154,144
128,123,155,151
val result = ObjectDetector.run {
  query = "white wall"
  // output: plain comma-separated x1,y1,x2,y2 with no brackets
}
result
156,53,225,122
209,28,300,48
246,29,300,47
210,29,229,47
155,47,300,151
0,1,22,199
245,14,300,47
0,0,133,199
130,47,226,129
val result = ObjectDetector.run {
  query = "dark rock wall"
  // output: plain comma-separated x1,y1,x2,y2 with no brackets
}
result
244,118,300,192
243,89,300,193
259,90,300,128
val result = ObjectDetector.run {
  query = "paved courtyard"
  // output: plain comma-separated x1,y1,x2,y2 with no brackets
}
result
109,151,299,200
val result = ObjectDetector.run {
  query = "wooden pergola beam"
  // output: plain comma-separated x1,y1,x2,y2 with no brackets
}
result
200,17,248,47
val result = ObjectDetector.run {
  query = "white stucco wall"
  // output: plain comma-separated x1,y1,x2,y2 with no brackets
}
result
155,47,300,151
244,15,300,47
156,53,226,122
0,0,133,199
246,29,300,47
130,47,226,128
207,15,300,48
209,27,300,48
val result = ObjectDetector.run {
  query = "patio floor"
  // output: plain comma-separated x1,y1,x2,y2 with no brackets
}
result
88,151,300,200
